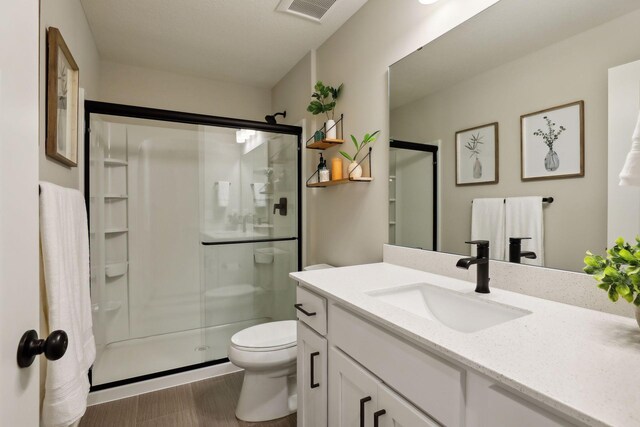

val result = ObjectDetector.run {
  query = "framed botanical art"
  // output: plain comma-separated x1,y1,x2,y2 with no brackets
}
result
46,27,79,167
455,122,499,186
521,101,584,181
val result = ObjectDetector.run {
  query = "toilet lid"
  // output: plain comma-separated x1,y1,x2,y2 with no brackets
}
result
231,320,297,351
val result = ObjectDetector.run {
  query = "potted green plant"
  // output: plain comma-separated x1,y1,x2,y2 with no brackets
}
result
584,237,640,327
307,81,343,140
340,131,379,179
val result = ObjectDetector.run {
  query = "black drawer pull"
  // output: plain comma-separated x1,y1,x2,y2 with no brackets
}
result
310,351,320,389
374,409,386,427
359,396,372,427
294,303,317,316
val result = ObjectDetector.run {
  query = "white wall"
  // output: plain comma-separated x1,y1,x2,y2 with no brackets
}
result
391,10,640,272
272,0,500,266
39,0,101,189
99,61,272,122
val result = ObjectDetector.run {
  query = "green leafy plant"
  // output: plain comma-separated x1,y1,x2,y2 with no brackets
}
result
307,81,343,121
584,237,640,305
465,133,483,159
340,131,380,162
533,116,566,151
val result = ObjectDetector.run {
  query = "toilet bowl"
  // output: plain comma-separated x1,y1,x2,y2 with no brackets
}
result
228,320,298,422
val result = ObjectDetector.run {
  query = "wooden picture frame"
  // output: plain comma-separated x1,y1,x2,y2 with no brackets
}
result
46,27,79,167
455,122,499,186
520,101,584,181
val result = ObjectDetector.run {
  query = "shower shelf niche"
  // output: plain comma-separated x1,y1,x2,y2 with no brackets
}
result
104,194,128,200
105,262,128,278
104,227,128,234
92,301,122,314
104,158,128,167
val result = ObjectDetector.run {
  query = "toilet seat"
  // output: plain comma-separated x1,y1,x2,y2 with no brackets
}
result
231,320,296,352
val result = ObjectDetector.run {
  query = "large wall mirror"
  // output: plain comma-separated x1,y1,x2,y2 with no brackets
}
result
389,0,640,272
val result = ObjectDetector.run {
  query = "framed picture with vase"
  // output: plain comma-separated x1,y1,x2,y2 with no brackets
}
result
46,27,80,167
455,122,499,186
520,101,584,181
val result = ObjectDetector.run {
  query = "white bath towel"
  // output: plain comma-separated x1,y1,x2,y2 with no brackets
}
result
505,196,544,266
471,198,505,260
619,111,640,186
252,182,267,207
216,181,230,207
39,182,95,427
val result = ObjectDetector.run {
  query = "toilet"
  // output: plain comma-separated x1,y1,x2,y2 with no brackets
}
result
228,264,333,422
228,320,298,422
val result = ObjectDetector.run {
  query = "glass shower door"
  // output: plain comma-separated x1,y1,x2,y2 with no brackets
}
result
87,103,300,388
200,129,299,361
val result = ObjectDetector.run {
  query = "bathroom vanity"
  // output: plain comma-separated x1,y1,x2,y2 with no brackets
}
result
291,249,640,427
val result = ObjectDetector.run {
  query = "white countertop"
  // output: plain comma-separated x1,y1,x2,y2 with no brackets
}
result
290,262,640,427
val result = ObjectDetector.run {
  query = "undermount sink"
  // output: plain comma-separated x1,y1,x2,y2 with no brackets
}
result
367,283,531,333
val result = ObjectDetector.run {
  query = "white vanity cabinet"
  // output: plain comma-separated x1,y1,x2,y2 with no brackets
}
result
297,322,327,427
296,285,579,427
329,347,438,427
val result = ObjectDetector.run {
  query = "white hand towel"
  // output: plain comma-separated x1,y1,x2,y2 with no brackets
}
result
216,181,230,207
39,182,95,427
252,182,267,207
505,196,544,266
619,111,640,186
471,198,505,260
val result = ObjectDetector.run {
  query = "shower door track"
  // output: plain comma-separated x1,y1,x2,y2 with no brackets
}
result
84,100,303,392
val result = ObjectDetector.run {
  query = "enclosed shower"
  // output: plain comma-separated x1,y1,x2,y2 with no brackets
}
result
86,102,301,388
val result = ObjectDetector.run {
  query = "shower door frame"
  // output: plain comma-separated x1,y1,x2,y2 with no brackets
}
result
389,139,439,250
84,100,303,391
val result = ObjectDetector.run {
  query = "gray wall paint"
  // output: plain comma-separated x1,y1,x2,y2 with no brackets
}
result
98,61,271,122
391,9,640,272
271,0,499,266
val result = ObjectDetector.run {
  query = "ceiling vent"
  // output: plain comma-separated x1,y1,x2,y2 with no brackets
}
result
276,0,338,23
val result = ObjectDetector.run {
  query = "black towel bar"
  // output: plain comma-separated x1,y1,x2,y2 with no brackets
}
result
471,197,553,204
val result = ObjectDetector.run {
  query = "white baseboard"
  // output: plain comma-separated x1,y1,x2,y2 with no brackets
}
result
87,362,242,406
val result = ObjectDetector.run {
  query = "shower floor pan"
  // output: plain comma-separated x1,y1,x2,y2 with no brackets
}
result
91,317,269,386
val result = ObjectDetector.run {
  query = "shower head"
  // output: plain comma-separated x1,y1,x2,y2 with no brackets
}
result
265,111,286,124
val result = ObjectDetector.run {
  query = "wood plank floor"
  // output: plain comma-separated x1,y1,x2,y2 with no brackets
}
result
80,371,297,427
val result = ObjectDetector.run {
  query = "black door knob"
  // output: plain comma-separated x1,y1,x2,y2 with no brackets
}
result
17,329,68,368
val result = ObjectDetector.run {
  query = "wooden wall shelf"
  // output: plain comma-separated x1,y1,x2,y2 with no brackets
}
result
305,114,345,150
306,139,344,150
307,177,373,188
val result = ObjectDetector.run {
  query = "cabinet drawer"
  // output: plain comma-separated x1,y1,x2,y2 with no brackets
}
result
466,372,575,427
296,286,327,336
330,304,465,427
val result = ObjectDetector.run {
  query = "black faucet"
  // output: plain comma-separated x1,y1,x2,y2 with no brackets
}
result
456,240,490,293
508,237,537,263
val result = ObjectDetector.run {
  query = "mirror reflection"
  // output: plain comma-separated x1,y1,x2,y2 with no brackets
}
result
389,0,640,272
